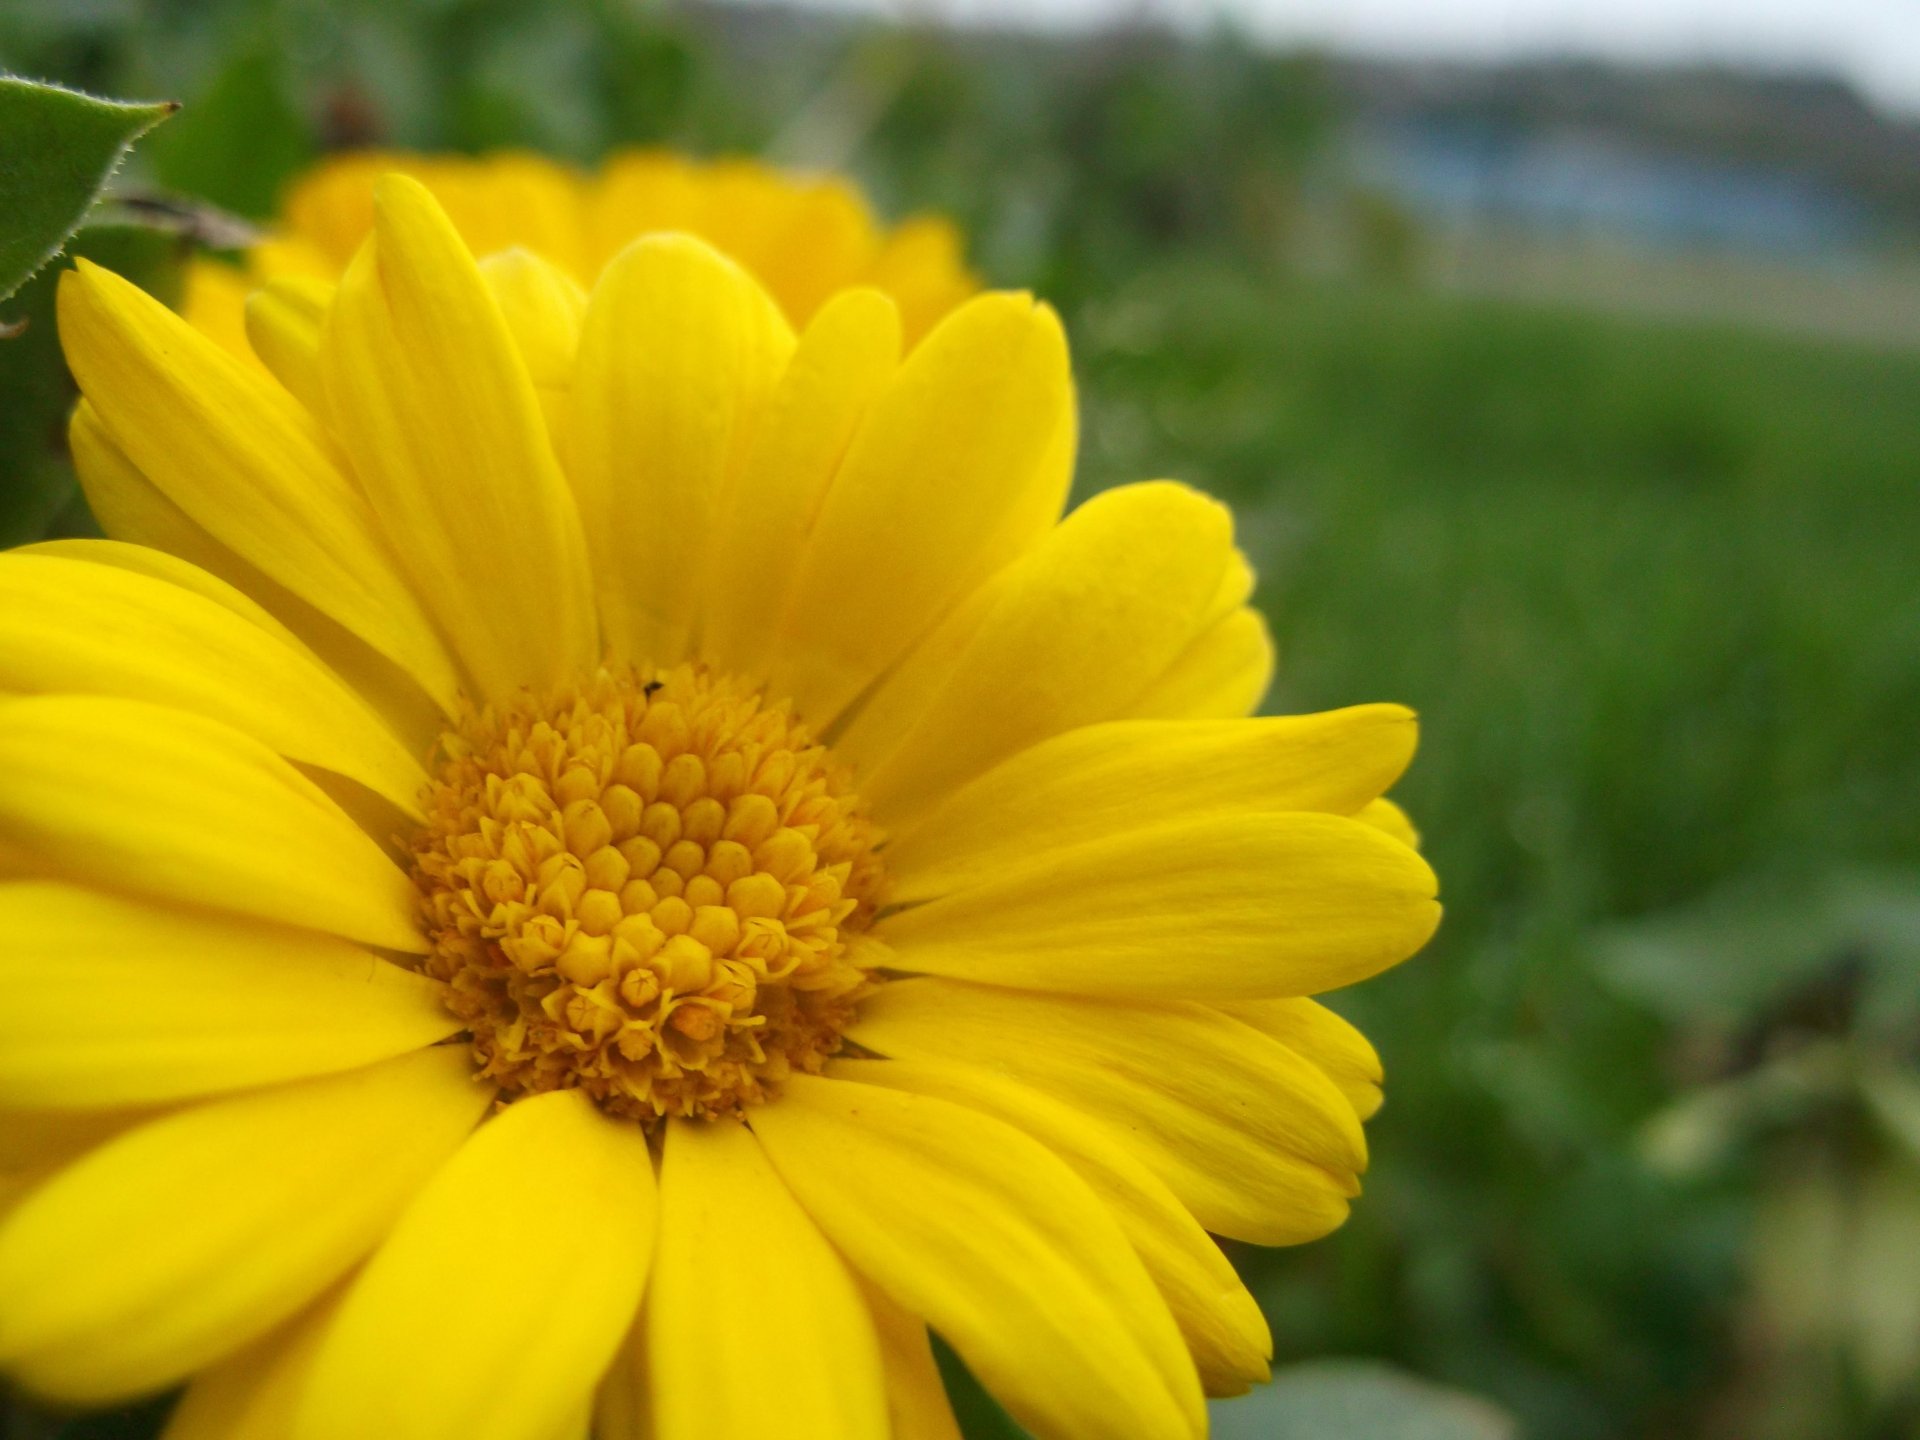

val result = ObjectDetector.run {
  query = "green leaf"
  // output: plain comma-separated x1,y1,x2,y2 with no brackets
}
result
1590,866,1920,1035
1845,1161,1920,1404
145,40,312,221
1638,1041,1855,1178
1863,1064,1920,1164
1210,1360,1520,1440
1589,874,1845,1030
0,76,176,303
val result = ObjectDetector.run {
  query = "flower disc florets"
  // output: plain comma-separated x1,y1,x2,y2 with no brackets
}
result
410,664,885,1124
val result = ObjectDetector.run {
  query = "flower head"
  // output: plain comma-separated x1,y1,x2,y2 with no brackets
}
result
0,175,1437,1439
186,149,977,357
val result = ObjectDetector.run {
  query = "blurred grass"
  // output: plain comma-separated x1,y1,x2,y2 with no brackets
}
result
1069,264,1920,1437
4,3,1920,1436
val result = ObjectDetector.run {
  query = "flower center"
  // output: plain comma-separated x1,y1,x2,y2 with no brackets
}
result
409,664,885,1125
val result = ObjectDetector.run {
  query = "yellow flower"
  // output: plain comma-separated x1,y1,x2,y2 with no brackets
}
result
0,176,1438,1440
185,148,977,359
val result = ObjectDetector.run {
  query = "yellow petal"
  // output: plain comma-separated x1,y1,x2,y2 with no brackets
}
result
0,1106,150,1174
850,978,1362,1244
701,287,902,682
60,417,451,749
0,1107,152,1220
281,153,389,266
294,1089,656,1440
0,550,427,814
695,169,878,327
244,275,332,414
65,402,257,584
583,150,699,265
752,1073,1203,1440
250,233,339,286
19,537,309,654
834,1057,1271,1395
415,151,588,276
839,482,1240,824
863,215,977,347
479,247,587,391
479,249,586,445
768,293,1075,727
62,406,366,697
1219,997,1385,1122
0,695,423,952
862,1281,963,1440
0,881,456,1108
648,1118,887,1440
1201,550,1256,628
1357,796,1421,849
876,811,1440,1001
57,261,461,711
4,1164,60,1217
0,1172,43,1220
568,233,796,666
322,174,597,699
179,257,255,361
886,703,1418,893
1128,606,1275,719
591,1316,650,1440
162,1288,346,1440
0,1047,488,1403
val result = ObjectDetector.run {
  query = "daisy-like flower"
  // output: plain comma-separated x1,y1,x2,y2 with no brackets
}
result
0,175,1438,1440
185,148,977,359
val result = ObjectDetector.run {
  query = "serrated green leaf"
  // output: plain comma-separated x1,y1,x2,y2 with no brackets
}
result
0,76,176,303
1210,1360,1519,1440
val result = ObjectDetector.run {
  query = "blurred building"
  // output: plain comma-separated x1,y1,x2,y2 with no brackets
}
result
1333,61,1920,261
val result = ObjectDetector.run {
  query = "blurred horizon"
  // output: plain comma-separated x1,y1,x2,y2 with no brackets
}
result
687,0,1920,347
748,0,1920,116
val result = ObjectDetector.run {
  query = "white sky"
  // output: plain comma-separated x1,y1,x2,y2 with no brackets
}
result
806,0,1920,114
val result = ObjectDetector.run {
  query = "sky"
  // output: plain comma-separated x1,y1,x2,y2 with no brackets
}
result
799,0,1920,114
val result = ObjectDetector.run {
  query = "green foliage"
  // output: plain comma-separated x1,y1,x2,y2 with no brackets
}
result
1211,1360,1518,1440
933,1350,1529,1440
1072,267,1920,1438
1594,868,1920,1044
144,40,311,220
858,29,1334,303
0,76,174,302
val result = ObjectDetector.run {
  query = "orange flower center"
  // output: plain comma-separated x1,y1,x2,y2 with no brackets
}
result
409,664,884,1124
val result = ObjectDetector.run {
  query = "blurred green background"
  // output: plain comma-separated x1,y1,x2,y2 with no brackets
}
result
4,2,1919,1437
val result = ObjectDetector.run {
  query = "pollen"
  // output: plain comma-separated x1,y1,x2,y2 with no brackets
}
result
409,664,885,1124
